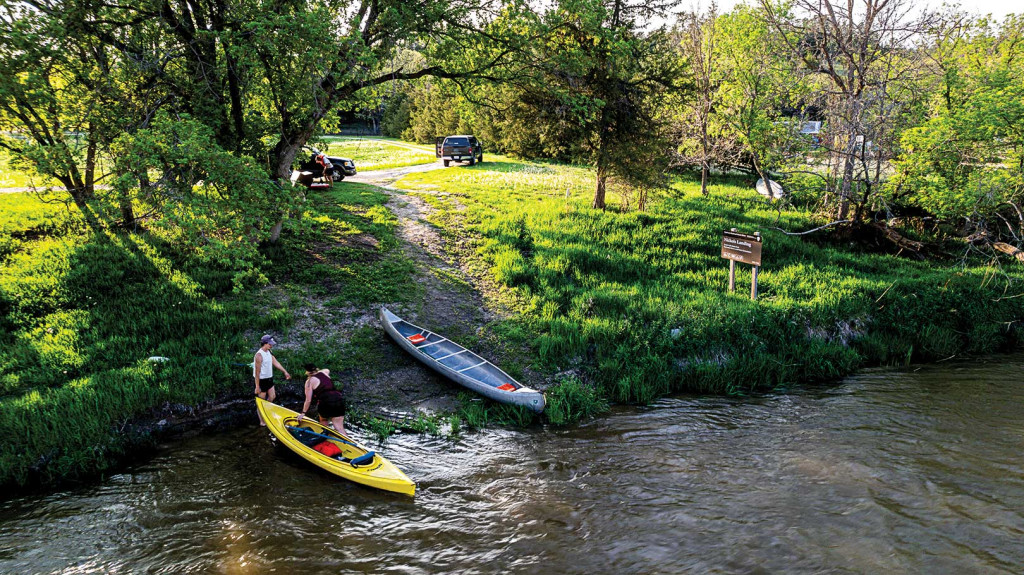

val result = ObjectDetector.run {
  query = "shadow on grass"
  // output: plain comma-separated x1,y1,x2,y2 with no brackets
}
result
0,200,252,489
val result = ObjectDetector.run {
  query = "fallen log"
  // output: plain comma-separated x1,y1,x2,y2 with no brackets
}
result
870,222,923,253
993,242,1024,263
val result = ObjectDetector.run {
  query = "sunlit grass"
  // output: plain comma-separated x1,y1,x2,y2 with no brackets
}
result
322,138,437,171
0,149,114,189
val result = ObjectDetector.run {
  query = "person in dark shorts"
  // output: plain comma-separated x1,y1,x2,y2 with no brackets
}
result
296,363,346,433
254,335,291,426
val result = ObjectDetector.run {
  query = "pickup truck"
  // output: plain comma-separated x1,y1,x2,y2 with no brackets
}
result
297,146,356,179
435,135,483,167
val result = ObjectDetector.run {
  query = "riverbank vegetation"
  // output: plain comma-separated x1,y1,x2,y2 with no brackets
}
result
395,158,1024,404
0,184,417,488
1,0,1023,491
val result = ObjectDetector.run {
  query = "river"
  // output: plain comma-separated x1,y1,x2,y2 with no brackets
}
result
1,357,1023,574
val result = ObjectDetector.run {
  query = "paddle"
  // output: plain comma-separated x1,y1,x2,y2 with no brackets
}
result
288,424,361,449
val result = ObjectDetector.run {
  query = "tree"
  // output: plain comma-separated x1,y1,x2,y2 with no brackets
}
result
761,0,936,220
0,7,106,212
674,6,726,195
889,14,1024,239
533,0,685,209
715,4,803,188
3,0,523,241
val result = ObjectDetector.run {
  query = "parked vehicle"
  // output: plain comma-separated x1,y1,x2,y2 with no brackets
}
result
290,146,357,189
298,146,357,179
435,135,483,167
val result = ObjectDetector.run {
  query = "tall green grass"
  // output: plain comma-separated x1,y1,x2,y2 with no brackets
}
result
395,157,1024,404
0,180,417,490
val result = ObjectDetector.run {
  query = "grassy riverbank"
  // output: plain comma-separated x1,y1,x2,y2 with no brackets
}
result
3,149,1023,491
394,157,1024,402
0,184,418,488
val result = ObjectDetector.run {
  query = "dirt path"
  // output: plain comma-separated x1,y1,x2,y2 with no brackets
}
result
347,166,506,415
256,162,517,420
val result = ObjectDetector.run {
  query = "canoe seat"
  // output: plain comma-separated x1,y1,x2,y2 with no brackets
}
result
407,334,427,344
497,383,516,391
350,451,376,467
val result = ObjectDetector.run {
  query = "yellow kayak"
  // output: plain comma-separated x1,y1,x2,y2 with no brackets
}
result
256,398,416,496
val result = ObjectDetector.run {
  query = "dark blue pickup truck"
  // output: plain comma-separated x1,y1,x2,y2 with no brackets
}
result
435,135,483,167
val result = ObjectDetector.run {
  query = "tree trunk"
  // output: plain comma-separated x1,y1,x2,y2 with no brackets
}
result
870,222,923,253
593,164,608,210
700,113,710,196
84,132,97,198
268,219,285,244
119,190,135,229
267,129,315,243
837,136,857,220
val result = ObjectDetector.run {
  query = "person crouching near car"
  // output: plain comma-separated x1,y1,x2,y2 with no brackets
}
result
315,153,334,185
296,363,346,434
254,335,291,426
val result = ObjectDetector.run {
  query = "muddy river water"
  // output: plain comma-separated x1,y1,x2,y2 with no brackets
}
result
1,357,1023,574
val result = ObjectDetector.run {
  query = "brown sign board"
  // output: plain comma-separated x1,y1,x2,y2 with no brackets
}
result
721,230,762,266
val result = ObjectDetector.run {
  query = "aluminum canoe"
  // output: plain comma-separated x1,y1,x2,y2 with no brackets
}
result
379,307,545,413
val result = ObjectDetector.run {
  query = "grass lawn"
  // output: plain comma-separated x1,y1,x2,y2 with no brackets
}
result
322,137,437,171
393,156,1024,402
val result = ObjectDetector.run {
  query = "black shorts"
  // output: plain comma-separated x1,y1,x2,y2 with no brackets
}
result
257,378,275,393
318,392,346,419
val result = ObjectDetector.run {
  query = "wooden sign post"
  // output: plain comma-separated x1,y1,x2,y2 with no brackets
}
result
721,228,762,300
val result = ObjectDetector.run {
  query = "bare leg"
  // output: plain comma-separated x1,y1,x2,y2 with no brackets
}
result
256,390,268,426
256,387,276,427
331,416,345,435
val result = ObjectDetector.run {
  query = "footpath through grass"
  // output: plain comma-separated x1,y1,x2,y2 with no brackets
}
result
394,156,1024,411
0,184,417,489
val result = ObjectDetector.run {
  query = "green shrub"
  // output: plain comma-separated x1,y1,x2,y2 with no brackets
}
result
544,376,609,425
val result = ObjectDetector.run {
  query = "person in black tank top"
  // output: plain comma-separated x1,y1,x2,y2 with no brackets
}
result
297,363,346,433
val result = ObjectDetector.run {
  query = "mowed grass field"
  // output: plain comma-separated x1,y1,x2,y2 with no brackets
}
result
394,156,1024,403
323,137,437,171
0,150,57,188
